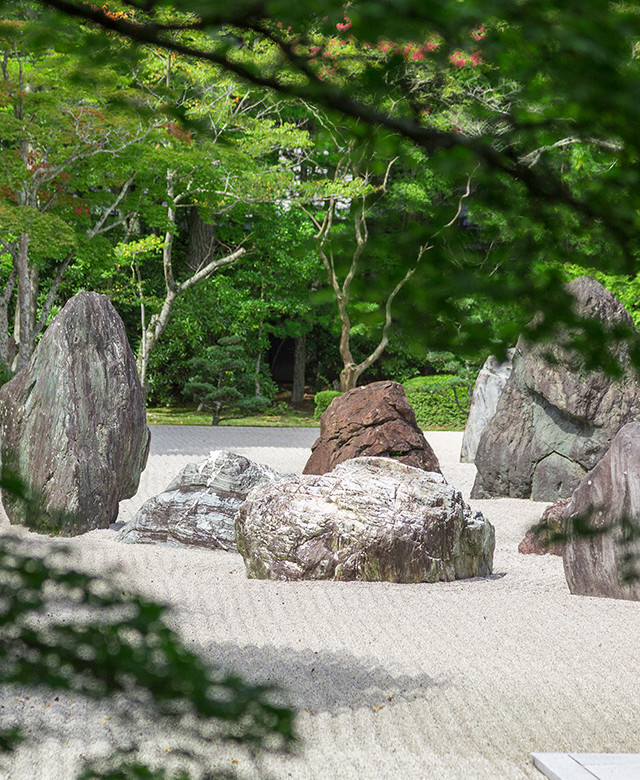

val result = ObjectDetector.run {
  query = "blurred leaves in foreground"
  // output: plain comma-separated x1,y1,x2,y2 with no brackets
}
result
0,468,295,778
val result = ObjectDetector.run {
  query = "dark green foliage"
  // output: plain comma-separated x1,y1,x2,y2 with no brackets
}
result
0,524,295,778
403,375,471,431
313,378,470,429
313,390,342,419
78,766,192,780
0,364,12,388
1,0,640,393
184,336,270,425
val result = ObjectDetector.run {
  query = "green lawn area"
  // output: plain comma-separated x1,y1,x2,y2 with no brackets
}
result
146,405,319,427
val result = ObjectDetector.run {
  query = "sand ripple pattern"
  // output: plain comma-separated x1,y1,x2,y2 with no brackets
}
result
1,431,640,779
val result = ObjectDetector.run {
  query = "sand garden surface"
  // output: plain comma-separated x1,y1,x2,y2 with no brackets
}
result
1,429,640,779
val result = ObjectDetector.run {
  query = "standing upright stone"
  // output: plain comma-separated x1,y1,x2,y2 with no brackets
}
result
460,350,514,463
303,380,440,475
471,277,640,501
0,291,150,535
563,422,640,601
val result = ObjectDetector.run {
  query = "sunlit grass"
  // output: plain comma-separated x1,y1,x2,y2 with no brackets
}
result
146,405,319,427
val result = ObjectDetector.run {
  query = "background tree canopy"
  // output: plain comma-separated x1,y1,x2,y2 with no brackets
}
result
2,0,640,394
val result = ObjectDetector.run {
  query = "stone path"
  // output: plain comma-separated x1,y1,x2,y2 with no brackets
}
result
532,753,640,779
148,424,319,455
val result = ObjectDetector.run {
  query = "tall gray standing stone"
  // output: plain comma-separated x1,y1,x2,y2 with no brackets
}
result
460,350,514,464
471,277,640,501
563,422,640,601
0,291,150,535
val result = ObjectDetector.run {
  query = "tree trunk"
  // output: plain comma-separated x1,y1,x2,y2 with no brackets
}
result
254,312,264,397
254,348,262,397
14,232,32,371
136,289,177,397
186,207,216,271
0,266,16,374
339,362,359,392
134,244,246,398
292,332,307,403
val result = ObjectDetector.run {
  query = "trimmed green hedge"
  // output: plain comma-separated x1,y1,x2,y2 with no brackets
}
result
403,375,470,430
313,390,343,420
313,376,471,429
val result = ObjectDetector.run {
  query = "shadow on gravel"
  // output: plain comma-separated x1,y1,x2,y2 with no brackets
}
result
198,642,447,714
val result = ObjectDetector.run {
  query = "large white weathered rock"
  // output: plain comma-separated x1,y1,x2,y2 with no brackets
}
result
236,457,495,582
460,350,514,464
117,450,289,550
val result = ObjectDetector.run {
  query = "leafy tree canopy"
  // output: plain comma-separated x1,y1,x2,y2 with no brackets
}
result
12,0,640,372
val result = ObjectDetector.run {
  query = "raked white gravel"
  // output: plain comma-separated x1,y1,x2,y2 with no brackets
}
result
1,431,639,779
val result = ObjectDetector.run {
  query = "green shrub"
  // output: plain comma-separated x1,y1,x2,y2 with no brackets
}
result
402,374,471,430
0,365,12,389
313,390,342,419
313,378,471,429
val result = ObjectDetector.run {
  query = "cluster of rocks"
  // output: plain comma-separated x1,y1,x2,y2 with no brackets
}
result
121,449,495,583
0,342,495,583
120,381,494,583
518,421,640,601
465,276,640,600
471,276,640,502
7,277,640,597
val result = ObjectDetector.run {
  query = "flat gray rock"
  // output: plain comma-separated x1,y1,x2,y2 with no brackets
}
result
236,457,495,582
117,450,288,550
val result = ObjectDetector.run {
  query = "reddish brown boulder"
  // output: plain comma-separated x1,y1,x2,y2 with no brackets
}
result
563,422,640,600
303,381,440,475
518,497,570,555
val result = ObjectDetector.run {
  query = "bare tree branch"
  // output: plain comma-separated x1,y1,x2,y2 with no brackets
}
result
32,254,72,339
87,173,136,239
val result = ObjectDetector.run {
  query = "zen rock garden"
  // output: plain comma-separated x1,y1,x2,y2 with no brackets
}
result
2,277,640,597
120,381,494,583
